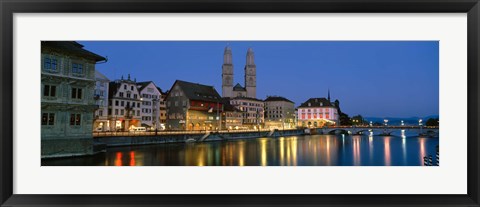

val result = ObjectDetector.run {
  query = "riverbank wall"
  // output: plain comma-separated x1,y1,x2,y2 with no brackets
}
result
94,129,305,148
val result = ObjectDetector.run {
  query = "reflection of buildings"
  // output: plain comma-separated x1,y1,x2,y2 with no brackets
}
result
136,81,162,130
94,70,110,131
229,97,264,129
297,95,340,128
108,75,142,131
264,96,295,129
165,80,223,130
41,41,106,158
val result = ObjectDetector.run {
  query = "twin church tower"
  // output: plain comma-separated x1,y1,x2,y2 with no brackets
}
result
221,46,257,98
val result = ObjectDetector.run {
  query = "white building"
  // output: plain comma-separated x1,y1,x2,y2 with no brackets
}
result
107,75,142,131
230,97,264,129
297,97,340,128
137,81,163,130
93,70,110,131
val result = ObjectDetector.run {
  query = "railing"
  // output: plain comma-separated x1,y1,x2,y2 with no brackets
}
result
93,128,277,137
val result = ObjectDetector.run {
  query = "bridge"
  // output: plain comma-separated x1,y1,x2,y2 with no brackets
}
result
306,126,439,137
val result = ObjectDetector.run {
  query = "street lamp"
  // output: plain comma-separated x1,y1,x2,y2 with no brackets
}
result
384,119,389,126
401,120,404,126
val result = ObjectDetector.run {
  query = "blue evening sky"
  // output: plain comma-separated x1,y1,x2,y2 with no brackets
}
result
79,41,439,118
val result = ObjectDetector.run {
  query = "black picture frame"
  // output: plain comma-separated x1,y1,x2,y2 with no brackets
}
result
1,0,479,206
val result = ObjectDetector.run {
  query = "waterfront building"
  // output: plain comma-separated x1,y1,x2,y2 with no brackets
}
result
107,75,142,131
41,41,106,158
229,97,264,129
222,46,257,98
221,98,244,130
165,80,223,130
136,81,162,130
159,88,167,130
93,70,110,131
264,96,295,129
297,96,340,128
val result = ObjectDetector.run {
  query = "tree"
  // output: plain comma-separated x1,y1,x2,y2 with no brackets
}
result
351,115,365,126
339,112,352,126
426,118,439,126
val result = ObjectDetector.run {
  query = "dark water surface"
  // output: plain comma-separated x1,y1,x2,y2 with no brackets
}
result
42,134,439,166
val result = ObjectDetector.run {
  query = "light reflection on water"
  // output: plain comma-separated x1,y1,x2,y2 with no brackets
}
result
42,134,439,166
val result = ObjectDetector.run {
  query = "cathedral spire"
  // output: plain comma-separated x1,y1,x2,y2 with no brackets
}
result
224,46,232,65
328,89,331,101
246,47,255,66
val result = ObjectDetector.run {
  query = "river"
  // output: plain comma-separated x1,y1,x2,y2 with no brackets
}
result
42,133,439,166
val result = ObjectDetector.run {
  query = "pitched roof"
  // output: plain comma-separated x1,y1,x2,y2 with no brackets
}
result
233,83,246,91
169,80,222,102
299,98,335,108
136,81,152,92
41,41,106,62
264,96,294,103
95,70,110,81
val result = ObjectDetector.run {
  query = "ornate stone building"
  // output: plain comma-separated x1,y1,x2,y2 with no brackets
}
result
41,41,106,158
222,46,257,98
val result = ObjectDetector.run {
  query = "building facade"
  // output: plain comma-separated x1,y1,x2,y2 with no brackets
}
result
41,41,106,158
159,89,167,130
264,96,295,129
297,97,340,128
222,46,257,98
137,81,162,130
107,75,142,131
221,98,244,130
93,70,110,131
230,97,264,129
165,80,224,131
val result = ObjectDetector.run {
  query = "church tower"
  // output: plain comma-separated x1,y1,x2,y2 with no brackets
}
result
244,48,256,98
222,46,234,97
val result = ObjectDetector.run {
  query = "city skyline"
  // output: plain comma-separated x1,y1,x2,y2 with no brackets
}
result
79,41,439,118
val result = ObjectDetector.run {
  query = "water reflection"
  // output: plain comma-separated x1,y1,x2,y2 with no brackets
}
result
42,134,439,166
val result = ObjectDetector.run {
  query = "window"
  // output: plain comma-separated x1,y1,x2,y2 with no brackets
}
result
44,57,58,72
43,85,56,97
182,101,186,107
131,86,134,90
70,113,81,125
174,101,178,106
115,100,119,106
71,88,82,99
120,109,124,115
115,109,118,115
108,109,112,115
72,63,83,75
41,113,55,125
127,92,131,98
137,110,140,116
99,110,103,116
124,85,127,90
134,94,137,99
119,92,124,97
121,101,124,107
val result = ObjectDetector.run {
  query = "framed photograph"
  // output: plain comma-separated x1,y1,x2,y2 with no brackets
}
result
1,0,479,206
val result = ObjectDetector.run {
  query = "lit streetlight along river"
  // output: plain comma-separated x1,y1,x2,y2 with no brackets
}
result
42,133,439,166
